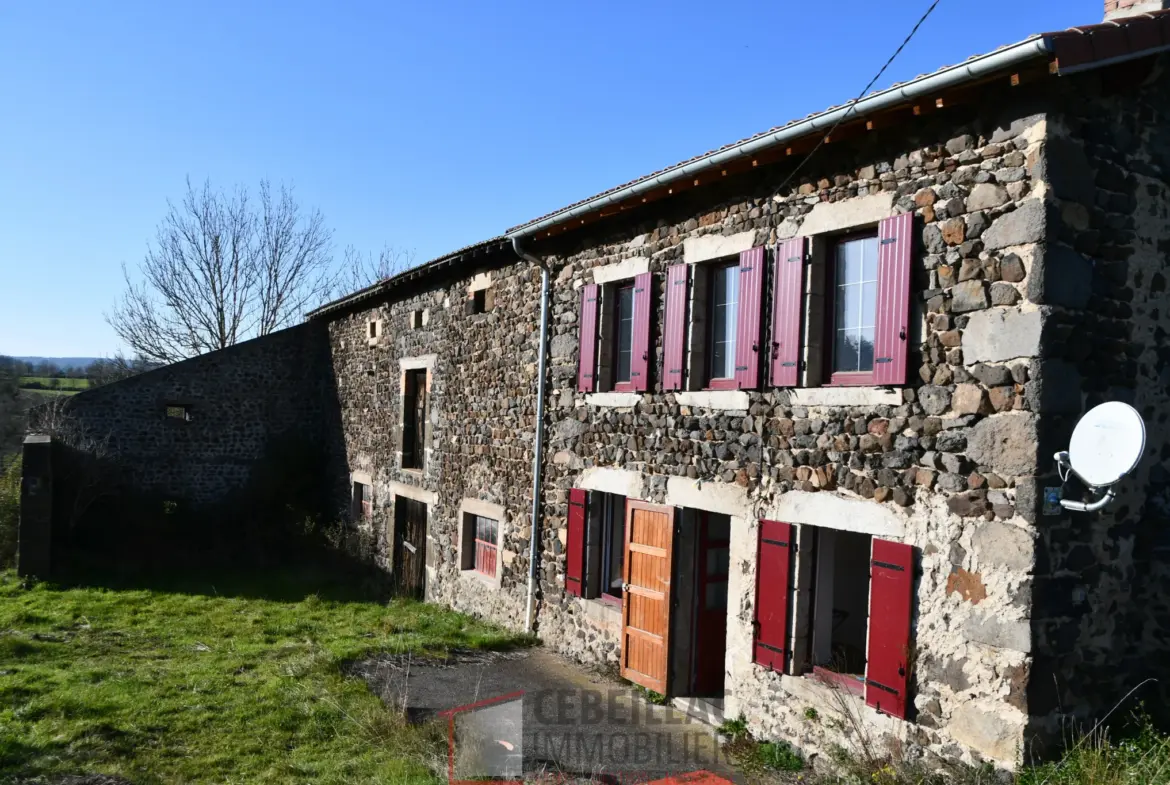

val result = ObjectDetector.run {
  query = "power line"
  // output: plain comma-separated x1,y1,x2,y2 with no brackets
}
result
773,0,943,197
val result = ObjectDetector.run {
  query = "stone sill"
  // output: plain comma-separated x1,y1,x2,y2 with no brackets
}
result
674,390,750,411
459,568,501,591
789,387,901,407
586,392,642,408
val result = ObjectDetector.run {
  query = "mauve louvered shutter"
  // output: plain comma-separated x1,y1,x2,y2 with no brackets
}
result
565,489,588,597
873,213,913,386
865,538,914,720
733,247,766,389
663,264,689,391
770,237,806,387
577,284,599,392
630,272,652,391
754,519,794,671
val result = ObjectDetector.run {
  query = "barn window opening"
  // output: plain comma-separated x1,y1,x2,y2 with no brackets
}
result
165,405,190,421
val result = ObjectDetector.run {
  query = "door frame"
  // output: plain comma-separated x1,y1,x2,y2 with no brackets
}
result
620,500,676,695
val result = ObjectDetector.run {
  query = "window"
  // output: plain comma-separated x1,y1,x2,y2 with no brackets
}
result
752,521,915,719
367,318,383,346
577,273,651,393
613,284,634,387
411,310,424,329
369,321,378,339
352,481,372,523
165,405,190,422
662,248,764,393
829,235,879,383
708,262,739,383
472,515,498,576
565,489,626,601
807,527,872,681
401,368,427,470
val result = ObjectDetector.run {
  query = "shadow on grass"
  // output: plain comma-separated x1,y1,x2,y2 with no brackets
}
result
49,552,395,606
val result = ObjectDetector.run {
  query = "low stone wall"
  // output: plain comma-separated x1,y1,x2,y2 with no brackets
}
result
32,323,335,522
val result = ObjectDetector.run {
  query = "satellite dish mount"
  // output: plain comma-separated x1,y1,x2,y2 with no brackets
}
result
1052,402,1146,513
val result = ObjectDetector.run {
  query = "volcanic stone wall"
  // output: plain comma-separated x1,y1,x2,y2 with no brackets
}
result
1022,55,1170,743
528,82,1055,767
324,257,544,623
39,323,333,508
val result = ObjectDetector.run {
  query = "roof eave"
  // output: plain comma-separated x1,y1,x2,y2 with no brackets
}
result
505,36,1054,240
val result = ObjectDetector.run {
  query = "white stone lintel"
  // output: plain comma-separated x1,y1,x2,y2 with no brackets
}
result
763,490,905,538
592,256,649,285
387,480,437,506
459,497,506,522
796,192,895,236
399,354,437,371
577,467,645,500
666,476,752,518
683,231,756,265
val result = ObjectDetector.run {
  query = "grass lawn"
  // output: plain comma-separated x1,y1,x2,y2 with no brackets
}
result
17,377,90,391
0,567,528,784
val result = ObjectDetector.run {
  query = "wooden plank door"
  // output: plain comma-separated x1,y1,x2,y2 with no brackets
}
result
621,501,675,694
394,498,428,599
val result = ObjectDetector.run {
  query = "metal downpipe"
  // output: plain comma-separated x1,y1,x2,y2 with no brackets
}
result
514,236,550,634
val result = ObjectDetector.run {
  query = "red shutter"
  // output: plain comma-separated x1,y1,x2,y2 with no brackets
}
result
865,538,914,720
565,489,588,596
734,247,765,390
873,213,913,386
629,272,652,392
662,264,689,391
577,284,599,392
754,519,794,670
770,237,806,387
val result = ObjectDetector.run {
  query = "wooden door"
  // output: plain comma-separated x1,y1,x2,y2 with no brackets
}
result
394,497,428,599
621,501,675,694
693,512,731,695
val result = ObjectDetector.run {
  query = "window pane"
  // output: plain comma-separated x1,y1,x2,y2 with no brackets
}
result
835,329,860,373
705,582,727,610
861,281,877,330
859,328,875,372
616,285,634,383
710,264,739,379
607,497,625,593
833,237,879,374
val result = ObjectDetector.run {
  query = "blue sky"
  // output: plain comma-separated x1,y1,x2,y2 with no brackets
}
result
0,0,1099,357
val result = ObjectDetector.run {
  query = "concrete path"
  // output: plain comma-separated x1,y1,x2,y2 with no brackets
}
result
349,647,741,783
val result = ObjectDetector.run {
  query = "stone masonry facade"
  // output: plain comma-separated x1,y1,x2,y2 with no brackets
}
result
27,44,1170,774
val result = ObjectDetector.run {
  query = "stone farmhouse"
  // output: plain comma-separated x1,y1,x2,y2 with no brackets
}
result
20,0,1170,769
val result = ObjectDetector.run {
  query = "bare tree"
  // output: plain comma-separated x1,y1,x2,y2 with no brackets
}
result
107,178,335,364
340,244,417,293
88,353,153,389
30,398,117,531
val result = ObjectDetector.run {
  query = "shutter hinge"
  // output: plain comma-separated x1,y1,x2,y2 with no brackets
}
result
788,256,802,263
634,287,645,293
876,357,893,364
881,237,898,245
872,559,905,571
735,365,749,371
781,361,797,368
740,266,754,273
866,679,900,695
673,278,686,285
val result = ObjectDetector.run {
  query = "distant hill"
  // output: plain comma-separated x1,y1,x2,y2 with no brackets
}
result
12,356,102,371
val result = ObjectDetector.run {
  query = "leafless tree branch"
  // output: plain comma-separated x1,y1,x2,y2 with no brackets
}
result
106,178,337,364
340,244,417,294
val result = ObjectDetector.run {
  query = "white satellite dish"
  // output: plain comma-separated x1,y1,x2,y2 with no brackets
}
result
1053,401,1146,512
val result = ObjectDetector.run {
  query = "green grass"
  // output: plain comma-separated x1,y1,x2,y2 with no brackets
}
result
18,376,90,390
22,387,78,396
0,567,528,784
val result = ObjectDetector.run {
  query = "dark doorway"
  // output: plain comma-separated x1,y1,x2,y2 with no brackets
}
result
692,511,731,696
393,496,428,598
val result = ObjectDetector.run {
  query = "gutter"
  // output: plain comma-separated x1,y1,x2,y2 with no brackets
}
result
505,36,1053,240
512,236,551,634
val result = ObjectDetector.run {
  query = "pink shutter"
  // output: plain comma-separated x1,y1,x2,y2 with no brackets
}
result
577,284,599,392
770,237,806,387
734,247,765,390
629,272,652,392
865,538,914,720
873,213,913,386
662,264,689,391
754,519,794,671
565,489,588,596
